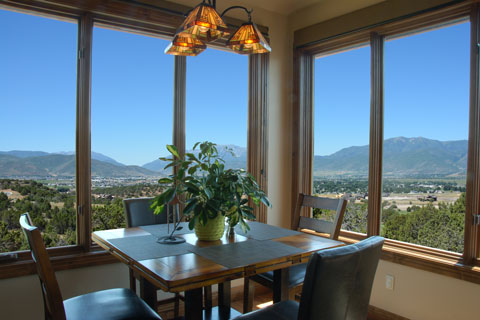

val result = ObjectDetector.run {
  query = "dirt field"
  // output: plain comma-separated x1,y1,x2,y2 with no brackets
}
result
382,192,461,211
0,189,24,200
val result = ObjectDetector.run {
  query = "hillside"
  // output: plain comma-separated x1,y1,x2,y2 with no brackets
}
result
314,137,467,178
0,154,158,178
0,137,468,179
143,144,247,172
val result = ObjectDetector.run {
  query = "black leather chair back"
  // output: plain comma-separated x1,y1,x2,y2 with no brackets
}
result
298,236,384,320
123,197,178,227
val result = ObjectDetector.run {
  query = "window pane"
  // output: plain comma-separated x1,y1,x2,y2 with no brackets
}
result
0,9,78,252
91,27,173,230
382,21,469,253
186,49,248,169
314,46,370,234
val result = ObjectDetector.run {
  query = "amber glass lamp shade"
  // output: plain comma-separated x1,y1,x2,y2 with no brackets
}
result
165,34,207,56
227,22,271,54
177,3,230,41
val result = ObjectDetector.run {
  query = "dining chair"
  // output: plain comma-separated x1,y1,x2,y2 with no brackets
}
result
123,197,214,316
124,197,183,316
19,213,162,320
243,193,348,312
235,236,384,320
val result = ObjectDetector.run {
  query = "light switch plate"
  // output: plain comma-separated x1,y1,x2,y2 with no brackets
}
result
385,274,395,290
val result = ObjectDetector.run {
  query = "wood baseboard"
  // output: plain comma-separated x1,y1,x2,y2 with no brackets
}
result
368,305,410,320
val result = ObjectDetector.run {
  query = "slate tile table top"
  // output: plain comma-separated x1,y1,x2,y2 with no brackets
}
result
92,221,344,320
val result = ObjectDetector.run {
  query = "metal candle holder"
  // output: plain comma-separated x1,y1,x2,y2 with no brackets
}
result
157,203,186,244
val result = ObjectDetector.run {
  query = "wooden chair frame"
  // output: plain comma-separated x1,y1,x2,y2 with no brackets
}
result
20,213,66,320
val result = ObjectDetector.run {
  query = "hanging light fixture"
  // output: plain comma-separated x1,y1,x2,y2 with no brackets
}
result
165,0,270,56
177,0,229,42
226,19,271,54
164,34,206,56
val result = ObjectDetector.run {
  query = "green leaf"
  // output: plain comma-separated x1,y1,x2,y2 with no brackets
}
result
200,213,208,226
185,181,200,192
261,196,272,207
188,216,196,230
204,187,213,199
188,166,197,175
206,210,218,220
184,198,198,214
167,145,181,159
164,162,176,170
157,178,172,185
163,187,176,204
153,204,165,215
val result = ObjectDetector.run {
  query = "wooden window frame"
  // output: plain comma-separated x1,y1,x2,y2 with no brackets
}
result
0,0,269,279
293,1,480,284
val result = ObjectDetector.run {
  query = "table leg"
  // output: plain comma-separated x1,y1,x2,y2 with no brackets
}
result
204,286,213,309
273,268,289,303
185,288,203,320
139,276,157,309
218,280,231,309
243,277,254,313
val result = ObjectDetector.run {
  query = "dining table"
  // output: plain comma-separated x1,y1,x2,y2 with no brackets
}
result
92,221,344,320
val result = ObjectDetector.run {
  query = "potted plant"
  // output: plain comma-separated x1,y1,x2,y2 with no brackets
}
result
151,141,271,241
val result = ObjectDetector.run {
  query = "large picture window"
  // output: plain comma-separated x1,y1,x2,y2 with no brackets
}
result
314,45,370,234
294,5,480,281
0,9,78,252
0,1,266,278
382,21,470,253
91,26,173,231
186,48,248,170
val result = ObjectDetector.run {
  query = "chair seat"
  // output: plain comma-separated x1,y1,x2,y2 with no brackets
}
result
234,300,299,320
64,288,162,320
258,263,307,288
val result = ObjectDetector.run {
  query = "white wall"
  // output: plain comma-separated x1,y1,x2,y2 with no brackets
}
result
0,263,130,320
371,261,479,319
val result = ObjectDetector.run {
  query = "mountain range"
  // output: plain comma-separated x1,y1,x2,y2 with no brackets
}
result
142,144,247,172
0,151,155,178
314,137,467,178
0,137,469,178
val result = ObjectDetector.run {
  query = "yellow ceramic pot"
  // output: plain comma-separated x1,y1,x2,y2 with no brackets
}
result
194,213,225,241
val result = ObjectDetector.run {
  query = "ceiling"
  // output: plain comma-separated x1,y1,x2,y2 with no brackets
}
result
169,0,329,16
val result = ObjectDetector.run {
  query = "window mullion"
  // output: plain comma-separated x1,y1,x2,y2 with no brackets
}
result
248,54,269,223
173,56,187,162
465,4,480,262
76,13,93,250
291,51,314,229
367,32,384,237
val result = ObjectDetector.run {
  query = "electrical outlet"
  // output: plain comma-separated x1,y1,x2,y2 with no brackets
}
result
385,274,394,290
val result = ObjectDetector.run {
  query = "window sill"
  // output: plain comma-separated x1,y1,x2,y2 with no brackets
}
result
337,230,480,285
0,246,117,280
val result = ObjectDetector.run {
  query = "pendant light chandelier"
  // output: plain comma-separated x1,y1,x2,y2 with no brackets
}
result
165,0,271,56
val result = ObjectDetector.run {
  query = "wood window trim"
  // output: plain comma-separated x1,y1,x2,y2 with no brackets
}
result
292,1,480,284
465,2,480,263
248,54,270,223
291,50,314,227
0,246,117,280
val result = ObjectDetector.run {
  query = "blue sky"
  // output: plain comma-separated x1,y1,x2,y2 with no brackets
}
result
0,9,247,166
314,20,470,156
0,9,471,163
